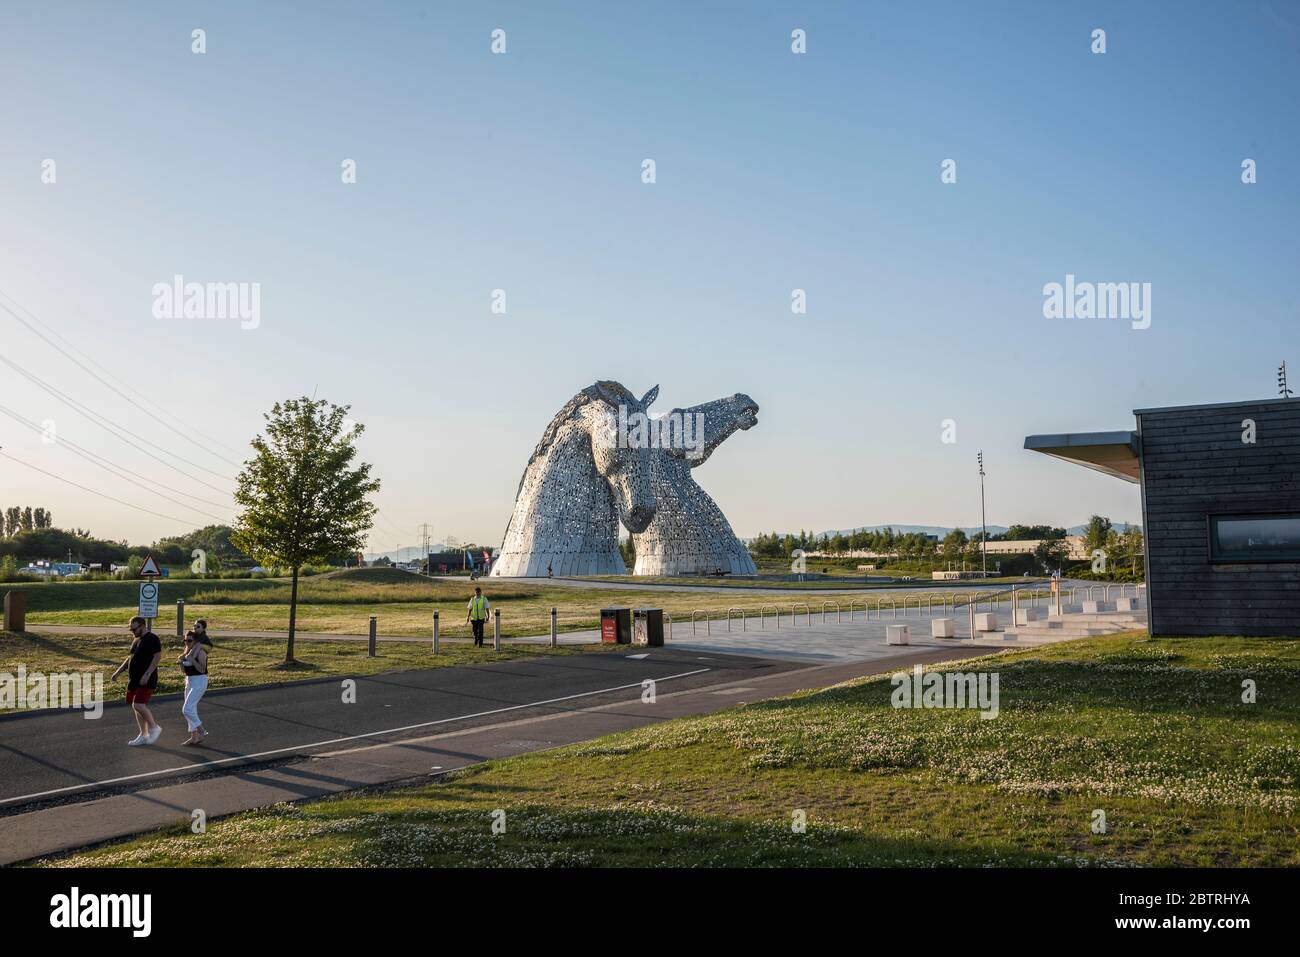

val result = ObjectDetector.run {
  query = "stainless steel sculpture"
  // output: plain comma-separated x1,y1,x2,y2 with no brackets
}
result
491,381,657,577
632,393,759,576
491,380,758,578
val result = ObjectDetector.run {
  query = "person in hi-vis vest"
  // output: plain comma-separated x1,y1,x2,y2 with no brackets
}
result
466,587,491,647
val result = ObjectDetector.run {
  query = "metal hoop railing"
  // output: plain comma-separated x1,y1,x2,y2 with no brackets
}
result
690,609,710,636
726,607,746,632
759,604,780,628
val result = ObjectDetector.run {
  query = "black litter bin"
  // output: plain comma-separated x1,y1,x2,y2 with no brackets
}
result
633,608,664,647
600,607,632,644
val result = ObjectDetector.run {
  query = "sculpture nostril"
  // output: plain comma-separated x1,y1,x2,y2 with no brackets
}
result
626,504,654,532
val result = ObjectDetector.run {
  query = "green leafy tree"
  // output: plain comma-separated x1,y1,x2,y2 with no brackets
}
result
1083,515,1113,557
232,397,379,663
941,528,968,563
1034,539,1068,574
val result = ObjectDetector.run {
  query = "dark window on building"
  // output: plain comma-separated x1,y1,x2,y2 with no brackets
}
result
1209,514,1300,563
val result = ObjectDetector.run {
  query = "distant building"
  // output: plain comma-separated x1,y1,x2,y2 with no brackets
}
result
980,537,1090,560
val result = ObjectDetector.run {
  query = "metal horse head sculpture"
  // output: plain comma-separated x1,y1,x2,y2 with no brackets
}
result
491,381,658,577
632,392,760,576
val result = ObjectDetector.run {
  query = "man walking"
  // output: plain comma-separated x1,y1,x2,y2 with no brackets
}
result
466,587,490,647
110,616,163,746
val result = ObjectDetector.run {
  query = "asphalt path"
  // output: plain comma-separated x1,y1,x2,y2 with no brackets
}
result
0,648,798,812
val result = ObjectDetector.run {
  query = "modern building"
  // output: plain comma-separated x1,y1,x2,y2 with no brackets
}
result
978,537,1090,560
1026,397,1300,637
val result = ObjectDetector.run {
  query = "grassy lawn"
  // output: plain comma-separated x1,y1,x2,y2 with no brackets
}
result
0,628,618,704
12,567,1047,639
38,631,1300,867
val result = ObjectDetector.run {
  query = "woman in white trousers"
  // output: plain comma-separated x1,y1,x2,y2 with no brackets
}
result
177,622,211,746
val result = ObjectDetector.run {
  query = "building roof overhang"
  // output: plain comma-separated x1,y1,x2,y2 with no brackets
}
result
1023,430,1141,483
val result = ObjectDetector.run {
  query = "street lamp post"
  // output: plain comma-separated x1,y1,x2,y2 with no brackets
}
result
978,451,988,579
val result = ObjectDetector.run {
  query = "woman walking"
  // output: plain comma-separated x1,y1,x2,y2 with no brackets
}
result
178,619,212,746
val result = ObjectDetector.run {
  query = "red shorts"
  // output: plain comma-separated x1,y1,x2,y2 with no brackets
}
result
126,687,154,705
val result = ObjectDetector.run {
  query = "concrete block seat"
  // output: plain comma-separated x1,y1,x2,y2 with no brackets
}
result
973,612,998,632
931,618,956,639
885,624,911,645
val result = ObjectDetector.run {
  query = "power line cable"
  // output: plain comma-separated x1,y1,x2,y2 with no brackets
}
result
0,449,203,528
0,289,245,464
0,353,236,492
0,402,231,522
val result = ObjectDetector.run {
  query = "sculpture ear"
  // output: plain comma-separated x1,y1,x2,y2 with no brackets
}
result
640,385,659,408
592,381,633,407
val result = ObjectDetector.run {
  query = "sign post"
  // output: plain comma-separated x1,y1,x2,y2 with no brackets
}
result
138,581,159,622
138,553,162,631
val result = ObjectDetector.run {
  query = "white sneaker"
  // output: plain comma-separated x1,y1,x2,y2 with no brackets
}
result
145,724,162,745
127,734,147,747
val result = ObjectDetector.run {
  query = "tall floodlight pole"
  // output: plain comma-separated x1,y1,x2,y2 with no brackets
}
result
978,451,988,578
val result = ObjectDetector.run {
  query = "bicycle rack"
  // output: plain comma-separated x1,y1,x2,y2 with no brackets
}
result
690,609,710,636
726,607,746,632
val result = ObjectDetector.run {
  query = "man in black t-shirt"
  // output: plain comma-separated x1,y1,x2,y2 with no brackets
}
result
111,616,163,746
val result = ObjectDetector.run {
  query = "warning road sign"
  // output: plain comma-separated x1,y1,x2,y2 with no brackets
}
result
139,554,162,578
138,581,159,618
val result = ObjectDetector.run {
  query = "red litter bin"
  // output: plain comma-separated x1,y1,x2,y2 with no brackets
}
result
600,607,632,644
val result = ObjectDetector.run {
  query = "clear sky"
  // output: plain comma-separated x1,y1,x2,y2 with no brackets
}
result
2,1,1297,555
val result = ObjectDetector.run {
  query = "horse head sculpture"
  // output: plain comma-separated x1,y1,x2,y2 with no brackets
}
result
491,381,658,577
633,391,760,576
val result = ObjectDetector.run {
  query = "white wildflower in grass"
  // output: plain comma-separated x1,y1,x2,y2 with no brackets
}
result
568,643,1300,814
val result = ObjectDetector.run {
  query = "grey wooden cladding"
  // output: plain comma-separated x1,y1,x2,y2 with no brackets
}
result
1139,398,1300,636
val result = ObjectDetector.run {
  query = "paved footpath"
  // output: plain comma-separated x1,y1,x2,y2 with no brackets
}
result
33,602,1062,661
0,644,974,864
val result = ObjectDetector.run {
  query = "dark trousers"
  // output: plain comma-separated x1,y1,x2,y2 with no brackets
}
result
471,618,485,646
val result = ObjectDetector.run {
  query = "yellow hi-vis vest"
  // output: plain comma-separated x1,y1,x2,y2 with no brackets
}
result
469,596,489,620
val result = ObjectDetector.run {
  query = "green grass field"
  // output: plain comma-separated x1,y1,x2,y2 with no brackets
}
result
37,631,1300,867
13,567,1037,639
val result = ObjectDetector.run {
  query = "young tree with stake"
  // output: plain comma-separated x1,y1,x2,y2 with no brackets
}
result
232,398,379,664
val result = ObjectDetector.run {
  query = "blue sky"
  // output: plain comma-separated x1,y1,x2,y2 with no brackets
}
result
2,1,1297,553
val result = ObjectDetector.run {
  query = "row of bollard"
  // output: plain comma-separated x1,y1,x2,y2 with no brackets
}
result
368,606,561,657
163,599,562,658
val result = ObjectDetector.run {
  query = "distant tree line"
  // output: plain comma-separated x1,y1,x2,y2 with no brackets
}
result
3,506,55,537
749,518,1143,579
0,521,254,569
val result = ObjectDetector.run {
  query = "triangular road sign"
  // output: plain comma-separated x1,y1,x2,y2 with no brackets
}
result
139,554,162,578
